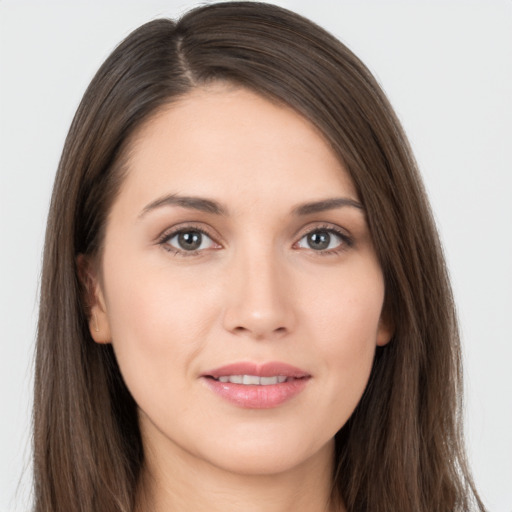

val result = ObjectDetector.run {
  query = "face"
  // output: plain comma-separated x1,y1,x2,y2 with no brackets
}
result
87,85,392,477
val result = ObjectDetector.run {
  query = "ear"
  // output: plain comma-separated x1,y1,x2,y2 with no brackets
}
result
76,254,112,344
376,306,394,347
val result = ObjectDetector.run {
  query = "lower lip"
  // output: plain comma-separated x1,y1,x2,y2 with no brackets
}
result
202,377,309,409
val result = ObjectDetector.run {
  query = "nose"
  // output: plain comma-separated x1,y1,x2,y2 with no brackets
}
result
222,246,296,340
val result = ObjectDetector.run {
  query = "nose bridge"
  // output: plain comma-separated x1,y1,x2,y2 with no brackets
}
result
222,239,295,339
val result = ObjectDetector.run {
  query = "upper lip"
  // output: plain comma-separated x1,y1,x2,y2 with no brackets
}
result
203,361,310,379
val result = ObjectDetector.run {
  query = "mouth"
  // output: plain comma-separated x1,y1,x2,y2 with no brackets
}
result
201,362,311,408
208,375,291,385
203,361,310,380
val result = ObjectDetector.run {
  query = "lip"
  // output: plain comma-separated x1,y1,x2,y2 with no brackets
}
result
201,361,311,409
204,361,310,379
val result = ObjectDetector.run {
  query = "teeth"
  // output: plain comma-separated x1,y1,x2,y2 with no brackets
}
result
215,375,288,385
243,375,260,385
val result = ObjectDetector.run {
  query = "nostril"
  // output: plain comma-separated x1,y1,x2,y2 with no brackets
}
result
222,293,296,339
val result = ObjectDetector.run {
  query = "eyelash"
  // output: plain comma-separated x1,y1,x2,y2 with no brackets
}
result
157,223,353,257
157,225,217,257
297,224,354,256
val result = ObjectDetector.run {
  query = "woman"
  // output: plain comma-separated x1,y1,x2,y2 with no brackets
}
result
34,2,486,511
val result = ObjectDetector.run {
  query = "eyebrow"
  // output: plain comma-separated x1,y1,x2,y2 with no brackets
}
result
139,194,227,218
291,197,364,215
138,193,364,219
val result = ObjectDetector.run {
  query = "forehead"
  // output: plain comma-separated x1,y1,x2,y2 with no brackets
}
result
115,84,358,216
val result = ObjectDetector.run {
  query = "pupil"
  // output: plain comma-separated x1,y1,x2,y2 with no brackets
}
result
178,231,202,250
308,231,330,250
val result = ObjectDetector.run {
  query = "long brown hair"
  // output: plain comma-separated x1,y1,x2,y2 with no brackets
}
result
34,2,485,511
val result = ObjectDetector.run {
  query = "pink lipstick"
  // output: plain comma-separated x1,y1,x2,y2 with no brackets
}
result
201,362,311,409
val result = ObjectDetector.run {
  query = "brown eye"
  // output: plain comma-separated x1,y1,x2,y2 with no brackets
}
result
177,231,203,250
164,229,216,252
306,231,331,250
296,228,348,252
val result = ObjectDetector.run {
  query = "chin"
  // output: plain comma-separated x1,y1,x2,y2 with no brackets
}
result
195,429,334,477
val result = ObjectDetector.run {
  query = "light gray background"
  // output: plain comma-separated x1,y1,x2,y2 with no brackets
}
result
1,1,511,511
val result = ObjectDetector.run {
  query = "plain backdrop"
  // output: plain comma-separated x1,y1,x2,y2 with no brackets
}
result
0,1,511,511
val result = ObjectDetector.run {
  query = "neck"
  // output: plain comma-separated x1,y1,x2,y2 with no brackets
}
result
135,431,341,512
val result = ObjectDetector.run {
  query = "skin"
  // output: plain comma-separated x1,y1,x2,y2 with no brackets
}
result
86,84,392,512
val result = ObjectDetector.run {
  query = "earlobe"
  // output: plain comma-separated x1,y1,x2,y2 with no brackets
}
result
374,294,394,347
376,312,394,347
89,297,112,344
76,254,112,344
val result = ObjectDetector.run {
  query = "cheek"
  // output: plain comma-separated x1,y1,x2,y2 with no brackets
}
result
301,263,384,416
302,259,385,349
101,255,220,406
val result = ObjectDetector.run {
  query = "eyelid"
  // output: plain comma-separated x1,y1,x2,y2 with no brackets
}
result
293,223,354,253
155,221,353,257
156,222,222,255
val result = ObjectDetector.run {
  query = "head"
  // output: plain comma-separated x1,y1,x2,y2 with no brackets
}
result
34,2,482,512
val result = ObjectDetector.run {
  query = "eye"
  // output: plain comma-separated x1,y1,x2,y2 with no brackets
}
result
295,228,350,253
161,228,218,254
